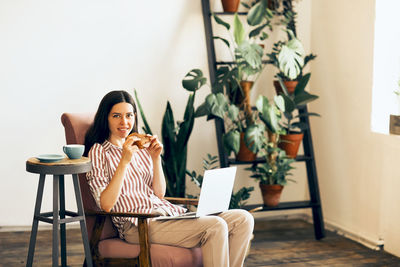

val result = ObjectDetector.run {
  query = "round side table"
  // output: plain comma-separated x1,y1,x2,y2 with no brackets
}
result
26,157,93,267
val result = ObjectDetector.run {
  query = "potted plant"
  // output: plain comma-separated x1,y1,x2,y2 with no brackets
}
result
196,92,266,161
265,1,317,94
246,143,295,207
277,73,319,158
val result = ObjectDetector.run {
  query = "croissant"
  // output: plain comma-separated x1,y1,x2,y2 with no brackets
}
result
128,133,151,149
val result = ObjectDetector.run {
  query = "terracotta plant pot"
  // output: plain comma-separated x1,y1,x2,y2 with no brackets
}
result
259,184,284,207
279,132,304,158
236,132,257,162
221,0,240,12
273,80,298,95
389,115,400,135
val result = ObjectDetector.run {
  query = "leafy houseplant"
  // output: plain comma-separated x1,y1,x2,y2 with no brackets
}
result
134,69,206,197
246,147,295,207
196,92,265,161
187,154,254,209
277,73,319,158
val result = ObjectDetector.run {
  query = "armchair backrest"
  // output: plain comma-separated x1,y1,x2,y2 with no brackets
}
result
61,112,118,240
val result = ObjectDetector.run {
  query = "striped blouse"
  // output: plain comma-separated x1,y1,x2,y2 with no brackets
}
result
86,140,186,238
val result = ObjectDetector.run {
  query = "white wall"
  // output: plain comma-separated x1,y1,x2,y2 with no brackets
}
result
311,0,400,257
0,0,216,226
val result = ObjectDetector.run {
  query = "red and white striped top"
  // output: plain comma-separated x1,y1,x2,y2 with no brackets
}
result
86,140,186,238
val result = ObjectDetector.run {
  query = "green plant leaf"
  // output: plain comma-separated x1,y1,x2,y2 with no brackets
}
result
177,94,195,149
223,130,240,155
227,104,239,121
205,93,228,119
281,94,296,113
213,13,230,30
256,95,281,134
249,23,268,38
278,44,304,80
294,73,311,95
247,1,265,26
182,69,206,92
194,101,208,118
213,36,230,48
244,123,265,153
274,95,285,112
294,91,319,106
134,89,153,135
236,42,263,69
233,13,245,46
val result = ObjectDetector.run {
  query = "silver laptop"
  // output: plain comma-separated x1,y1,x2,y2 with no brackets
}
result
155,166,237,220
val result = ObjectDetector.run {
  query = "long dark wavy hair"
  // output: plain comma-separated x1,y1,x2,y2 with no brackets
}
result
84,90,138,156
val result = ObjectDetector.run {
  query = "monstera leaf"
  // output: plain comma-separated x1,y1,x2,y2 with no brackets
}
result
278,36,305,80
182,69,207,92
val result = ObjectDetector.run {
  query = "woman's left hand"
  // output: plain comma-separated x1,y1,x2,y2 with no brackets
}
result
147,135,163,160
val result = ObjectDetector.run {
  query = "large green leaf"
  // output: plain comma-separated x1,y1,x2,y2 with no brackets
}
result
278,44,304,80
182,69,206,92
236,42,263,69
244,123,265,153
223,130,240,155
177,94,195,149
194,101,208,118
233,13,245,46
227,104,239,121
294,73,311,95
256,95,280,133
247,1,264,26
294,91,319,106
274,95,285,112
277,37,305,80
134,89,153,135
205,93,228,119
281,94,296,113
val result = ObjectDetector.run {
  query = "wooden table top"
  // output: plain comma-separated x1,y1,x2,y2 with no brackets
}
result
26,157,92,175
27,156,90,166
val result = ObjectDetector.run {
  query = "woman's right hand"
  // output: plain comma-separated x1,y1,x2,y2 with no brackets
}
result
120,135,140,165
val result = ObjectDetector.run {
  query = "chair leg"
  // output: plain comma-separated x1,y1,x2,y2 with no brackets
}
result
72,174,94,267
26,174,46,267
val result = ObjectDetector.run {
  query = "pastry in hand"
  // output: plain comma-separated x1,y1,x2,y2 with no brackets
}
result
128,133,152,149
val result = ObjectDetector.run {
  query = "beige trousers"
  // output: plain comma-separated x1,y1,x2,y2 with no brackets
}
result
123,209,254,267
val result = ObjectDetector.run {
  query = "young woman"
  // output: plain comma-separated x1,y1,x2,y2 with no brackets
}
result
84,90,254,267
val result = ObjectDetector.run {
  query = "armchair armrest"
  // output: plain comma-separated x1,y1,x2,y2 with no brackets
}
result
85,210,160,219
165,197,199,206
86,209,156,267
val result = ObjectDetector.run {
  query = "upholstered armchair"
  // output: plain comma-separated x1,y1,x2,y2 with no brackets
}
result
61,113,202,267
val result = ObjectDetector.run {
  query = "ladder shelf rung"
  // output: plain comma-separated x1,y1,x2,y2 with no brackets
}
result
228,155,313,165
244,201,319,212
